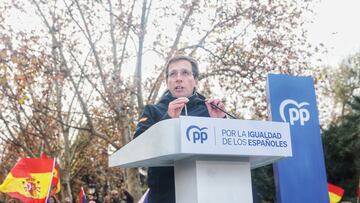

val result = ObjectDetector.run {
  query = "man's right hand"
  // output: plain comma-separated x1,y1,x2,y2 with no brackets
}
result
167,97,189,118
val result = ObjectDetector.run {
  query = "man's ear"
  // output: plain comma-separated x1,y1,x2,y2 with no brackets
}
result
166,78,170,88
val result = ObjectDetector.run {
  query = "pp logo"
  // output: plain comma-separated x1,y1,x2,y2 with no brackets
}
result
279,99,310,126
186,125,208,144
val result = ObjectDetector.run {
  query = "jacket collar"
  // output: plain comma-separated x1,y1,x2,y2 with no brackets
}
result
159,90,206,105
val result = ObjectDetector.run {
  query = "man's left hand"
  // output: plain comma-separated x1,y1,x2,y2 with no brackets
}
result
205,99,226,118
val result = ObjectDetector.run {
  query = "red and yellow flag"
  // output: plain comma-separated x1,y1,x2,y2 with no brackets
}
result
79,186,87,203
0,157,56,203
328,183,344,203
41,153,60,195
50,164,60,195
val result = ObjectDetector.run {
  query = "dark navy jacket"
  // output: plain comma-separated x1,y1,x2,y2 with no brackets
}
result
133,90,210,203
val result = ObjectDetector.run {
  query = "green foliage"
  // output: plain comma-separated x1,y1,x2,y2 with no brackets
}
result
252,165,276,202
332,53,360,115
323,96,360,201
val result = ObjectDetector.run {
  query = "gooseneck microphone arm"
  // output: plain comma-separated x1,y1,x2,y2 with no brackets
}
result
194,98,237,119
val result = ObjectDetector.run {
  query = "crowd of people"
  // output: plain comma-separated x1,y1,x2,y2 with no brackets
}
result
86,187,134,203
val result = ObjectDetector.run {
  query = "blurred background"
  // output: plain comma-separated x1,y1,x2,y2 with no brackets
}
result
0,0,359,202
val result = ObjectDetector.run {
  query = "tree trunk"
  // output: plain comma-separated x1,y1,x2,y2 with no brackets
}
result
127,168,142,201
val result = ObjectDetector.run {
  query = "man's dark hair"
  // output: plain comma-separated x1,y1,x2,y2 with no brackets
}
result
165,55,199,79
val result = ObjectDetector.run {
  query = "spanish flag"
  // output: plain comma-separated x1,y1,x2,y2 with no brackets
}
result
79,186,87,203
50,164,60,195
328,183,344,203
0,157,56,203
41,153,60,195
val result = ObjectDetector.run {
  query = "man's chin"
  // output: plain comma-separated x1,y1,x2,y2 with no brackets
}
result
172,92,188,98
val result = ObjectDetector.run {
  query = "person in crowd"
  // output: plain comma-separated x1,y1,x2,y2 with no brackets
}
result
48,195,59,203
63,197,72,203
102,195,111,203
119,183,133,203
110,190,121,203
133,55,226,203
88,188,100,203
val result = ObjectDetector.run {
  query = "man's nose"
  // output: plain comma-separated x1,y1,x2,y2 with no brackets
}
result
175,73,183,81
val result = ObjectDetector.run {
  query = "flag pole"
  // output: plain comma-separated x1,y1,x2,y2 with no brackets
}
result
45,158,56,203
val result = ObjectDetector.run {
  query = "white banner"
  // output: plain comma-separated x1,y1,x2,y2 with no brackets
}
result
179,116,292,157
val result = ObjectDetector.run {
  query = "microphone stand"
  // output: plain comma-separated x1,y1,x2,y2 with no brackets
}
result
208,102,237,119
194,98,237,119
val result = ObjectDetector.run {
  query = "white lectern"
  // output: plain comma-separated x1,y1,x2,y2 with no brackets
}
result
109,116,292,203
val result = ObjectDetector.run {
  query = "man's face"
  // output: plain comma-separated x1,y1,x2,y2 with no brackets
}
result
111,191,119,200
49,198,55,203
166,60,197,98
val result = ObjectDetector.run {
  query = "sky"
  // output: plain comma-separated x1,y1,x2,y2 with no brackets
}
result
3,0,360,68
306,0,360,66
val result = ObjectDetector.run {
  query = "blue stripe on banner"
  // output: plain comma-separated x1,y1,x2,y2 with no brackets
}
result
266,74,329,203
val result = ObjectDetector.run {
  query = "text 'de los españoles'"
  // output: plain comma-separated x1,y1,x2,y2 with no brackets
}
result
220,129,288,147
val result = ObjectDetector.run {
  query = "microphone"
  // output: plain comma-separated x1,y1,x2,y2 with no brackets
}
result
193,98,237,119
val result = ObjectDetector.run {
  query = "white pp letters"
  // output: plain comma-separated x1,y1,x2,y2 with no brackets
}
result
279,99,310,126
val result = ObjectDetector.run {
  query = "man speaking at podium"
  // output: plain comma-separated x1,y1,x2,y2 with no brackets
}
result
134,55,226,203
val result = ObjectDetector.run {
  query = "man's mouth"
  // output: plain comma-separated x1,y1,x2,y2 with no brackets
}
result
175,86,184,90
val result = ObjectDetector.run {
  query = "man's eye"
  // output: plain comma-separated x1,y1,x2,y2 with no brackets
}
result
182,71,189,76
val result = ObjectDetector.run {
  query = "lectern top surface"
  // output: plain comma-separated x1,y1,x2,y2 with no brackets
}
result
109,117,292,169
